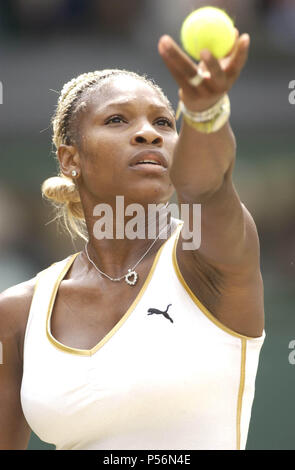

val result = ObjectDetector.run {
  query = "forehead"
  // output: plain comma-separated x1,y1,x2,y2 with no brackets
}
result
86,75,170,114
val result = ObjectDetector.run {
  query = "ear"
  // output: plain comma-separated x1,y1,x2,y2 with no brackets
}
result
57,145,80,178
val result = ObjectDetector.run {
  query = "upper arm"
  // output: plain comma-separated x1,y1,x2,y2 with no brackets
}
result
175,171,264,337
176,166,261,275
0,280,35,449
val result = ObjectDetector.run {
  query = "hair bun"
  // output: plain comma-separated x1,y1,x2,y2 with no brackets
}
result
41,176,86,239
41,176,81,204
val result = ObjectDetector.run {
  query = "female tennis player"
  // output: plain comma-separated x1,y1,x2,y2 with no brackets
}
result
0,31,265,450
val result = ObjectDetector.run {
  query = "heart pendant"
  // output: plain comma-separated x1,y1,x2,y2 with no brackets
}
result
125,269,138,286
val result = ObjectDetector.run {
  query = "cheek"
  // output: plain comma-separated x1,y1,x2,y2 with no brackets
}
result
166,133,178,158
79,131,113,168
79,136,126,191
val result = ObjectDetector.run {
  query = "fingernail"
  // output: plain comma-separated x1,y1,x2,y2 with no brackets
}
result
200,49,211,60
158,35,171,54
242,34,250,45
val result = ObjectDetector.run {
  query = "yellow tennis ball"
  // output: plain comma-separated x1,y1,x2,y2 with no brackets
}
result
181,7,236,60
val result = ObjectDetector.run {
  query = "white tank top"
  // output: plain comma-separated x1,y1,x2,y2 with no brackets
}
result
21,221,265,450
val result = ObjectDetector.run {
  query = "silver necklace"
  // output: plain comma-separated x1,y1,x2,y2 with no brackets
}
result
84,221,172,286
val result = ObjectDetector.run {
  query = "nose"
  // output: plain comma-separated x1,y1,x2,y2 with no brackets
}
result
130,123,163,147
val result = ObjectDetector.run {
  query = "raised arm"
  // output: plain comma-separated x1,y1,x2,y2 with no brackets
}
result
158,33,264,337
158,32,258,271
0,281,34,449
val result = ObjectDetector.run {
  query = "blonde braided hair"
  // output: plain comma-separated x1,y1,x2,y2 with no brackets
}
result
42,69,173,240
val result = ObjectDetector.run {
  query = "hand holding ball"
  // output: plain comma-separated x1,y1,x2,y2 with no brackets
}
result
181,7,236,61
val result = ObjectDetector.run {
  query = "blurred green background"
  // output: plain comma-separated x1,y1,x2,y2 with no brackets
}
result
0,0,294,450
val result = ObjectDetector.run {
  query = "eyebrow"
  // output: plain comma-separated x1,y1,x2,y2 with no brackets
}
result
94,99,174,117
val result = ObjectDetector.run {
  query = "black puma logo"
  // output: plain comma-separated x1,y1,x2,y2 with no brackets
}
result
147,304,173,323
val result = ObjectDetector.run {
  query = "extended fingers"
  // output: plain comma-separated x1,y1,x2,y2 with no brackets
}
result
199,50,227,93
158,31,250,101
158,35,201,91
224,34,250,79
199,32,250,90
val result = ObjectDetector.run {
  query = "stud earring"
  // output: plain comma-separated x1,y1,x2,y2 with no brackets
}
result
71,170,78,177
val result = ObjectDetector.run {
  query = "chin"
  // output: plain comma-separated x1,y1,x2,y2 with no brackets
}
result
126,182,174,206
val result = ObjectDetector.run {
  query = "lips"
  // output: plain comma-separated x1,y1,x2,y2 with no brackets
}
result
129,150,168,169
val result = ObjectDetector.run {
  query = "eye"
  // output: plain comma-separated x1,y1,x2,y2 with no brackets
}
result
155,117,174,128
104,115,127,125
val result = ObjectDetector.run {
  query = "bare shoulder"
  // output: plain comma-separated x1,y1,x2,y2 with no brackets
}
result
176,203,264,337
0,277,37,361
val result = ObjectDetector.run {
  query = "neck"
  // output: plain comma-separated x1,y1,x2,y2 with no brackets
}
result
83,199,172,278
